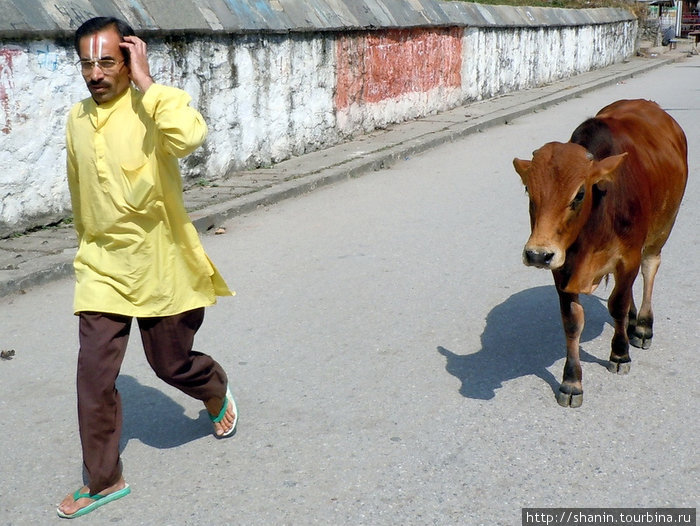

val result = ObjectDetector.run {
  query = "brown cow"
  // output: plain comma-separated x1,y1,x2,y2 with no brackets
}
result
513,99,687,408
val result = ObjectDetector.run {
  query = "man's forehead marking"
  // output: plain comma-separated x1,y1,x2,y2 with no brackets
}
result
88,35,107,59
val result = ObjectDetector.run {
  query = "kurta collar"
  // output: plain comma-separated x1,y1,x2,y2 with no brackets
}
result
86,86,134,129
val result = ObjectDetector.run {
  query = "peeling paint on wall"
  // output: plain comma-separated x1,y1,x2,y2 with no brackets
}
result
0,47,23,134
334,28,464,135
335,28,462,109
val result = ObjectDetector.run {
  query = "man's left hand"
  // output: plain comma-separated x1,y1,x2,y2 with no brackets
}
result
120,36,154,92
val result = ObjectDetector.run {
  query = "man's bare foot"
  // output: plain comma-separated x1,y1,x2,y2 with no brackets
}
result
205,393,236,436
57,478,127,517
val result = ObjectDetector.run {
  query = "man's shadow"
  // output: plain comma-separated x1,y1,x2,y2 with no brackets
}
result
117,375,211,452
438,285,610,399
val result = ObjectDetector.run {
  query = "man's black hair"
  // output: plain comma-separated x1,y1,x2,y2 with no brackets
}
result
74,17,136,62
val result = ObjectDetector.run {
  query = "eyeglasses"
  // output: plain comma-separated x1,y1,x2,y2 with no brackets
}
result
76,59,124,74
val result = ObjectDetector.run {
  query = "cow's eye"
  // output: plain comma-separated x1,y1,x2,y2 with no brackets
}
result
570,186,585,209
524,186,529,195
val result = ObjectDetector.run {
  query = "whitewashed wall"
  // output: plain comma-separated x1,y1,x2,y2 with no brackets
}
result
461,22,636,101
0,15,637,237
147,34,338,178
0,41,85,233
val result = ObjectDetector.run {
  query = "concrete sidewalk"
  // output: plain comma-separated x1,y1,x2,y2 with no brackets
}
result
1,43,696,298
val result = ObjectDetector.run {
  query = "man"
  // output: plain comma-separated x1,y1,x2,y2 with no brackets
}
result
57,17,237,519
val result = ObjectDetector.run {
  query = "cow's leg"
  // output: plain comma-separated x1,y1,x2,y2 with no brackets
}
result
627,253,660,349
556,289,584,408
627,296,638,338
607,269,638,374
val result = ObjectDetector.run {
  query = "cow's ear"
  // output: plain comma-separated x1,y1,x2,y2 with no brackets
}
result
592,153,627,184
513,158,531,184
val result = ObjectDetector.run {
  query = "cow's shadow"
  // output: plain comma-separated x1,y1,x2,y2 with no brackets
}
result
438,285,610,399
117,375,210,452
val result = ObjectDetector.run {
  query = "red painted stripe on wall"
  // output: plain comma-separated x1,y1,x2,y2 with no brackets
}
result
335,28,462,110
0,48,23,134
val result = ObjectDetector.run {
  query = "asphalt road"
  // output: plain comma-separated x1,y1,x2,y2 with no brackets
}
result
1,60,698,525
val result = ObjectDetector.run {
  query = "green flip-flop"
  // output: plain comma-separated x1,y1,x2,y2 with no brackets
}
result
209,385,238,437
57,484,131,519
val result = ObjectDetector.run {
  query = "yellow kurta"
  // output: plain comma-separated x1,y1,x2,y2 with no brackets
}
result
66,84,232,317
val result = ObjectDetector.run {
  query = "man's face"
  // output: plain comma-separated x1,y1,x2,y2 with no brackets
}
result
77,27,131,104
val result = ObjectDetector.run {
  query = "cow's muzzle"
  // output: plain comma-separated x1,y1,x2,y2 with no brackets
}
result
523,247,561,269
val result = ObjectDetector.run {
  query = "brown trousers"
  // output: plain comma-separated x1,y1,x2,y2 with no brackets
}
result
77,308,228,494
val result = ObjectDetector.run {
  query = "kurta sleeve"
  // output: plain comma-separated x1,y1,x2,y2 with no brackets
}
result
139,84,208,158
65,113,84,241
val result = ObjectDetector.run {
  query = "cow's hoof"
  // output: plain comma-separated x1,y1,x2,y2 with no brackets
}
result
629,334,652,350
607,360,631,374
556,390,583,408
628,323,652,350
